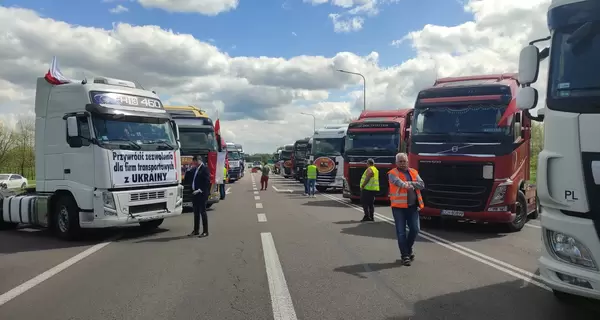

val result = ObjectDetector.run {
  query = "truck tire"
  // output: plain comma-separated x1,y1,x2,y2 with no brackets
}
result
506,191,528,232
139,219,164,230
53,195,82,241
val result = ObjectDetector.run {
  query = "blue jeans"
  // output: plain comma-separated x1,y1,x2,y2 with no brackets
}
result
307,179,316,195
219,183,226,200
304,179,309,194
391,206,420,258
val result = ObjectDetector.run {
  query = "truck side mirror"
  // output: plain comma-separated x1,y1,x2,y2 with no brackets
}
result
516,87,538,110
518,45,541,85
66,116,79,137
170,120,179,140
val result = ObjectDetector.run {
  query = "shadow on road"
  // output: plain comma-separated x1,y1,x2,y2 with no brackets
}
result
382,280,600,320
302,200,348,208
338,221,400,240
0,228,115,254
334,261,403,279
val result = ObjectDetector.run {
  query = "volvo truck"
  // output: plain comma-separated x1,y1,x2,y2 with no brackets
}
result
0,61,183,240
310,124,348,192
516,0,600,301
342,110,412,203
165,105,223,209
409,74,538,232
280,144,294,178
226,142,243,181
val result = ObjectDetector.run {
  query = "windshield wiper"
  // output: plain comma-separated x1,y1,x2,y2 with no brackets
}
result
105,139,142,150
146,140,175,150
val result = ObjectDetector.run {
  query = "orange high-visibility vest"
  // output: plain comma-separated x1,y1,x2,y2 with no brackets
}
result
388,168,424,209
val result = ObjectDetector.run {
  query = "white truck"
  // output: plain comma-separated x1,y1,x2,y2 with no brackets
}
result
517,0,600,301
0,63,183,240
309,124,348,192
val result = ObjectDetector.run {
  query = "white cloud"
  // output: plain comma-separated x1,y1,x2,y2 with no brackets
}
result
137,0,239,15
329,14,364,33
307,0,398,32
0,1,550,153
109,5,129,14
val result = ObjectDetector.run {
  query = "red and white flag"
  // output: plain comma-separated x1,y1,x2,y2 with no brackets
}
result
44,56,73,85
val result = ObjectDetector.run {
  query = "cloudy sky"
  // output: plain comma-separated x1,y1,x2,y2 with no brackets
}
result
1,0,550,153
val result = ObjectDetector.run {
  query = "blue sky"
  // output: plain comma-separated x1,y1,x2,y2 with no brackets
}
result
6,0,472,67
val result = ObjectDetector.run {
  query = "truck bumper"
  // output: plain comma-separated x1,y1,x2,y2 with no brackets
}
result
538,206,600,300
419,207,515,223
80,185,183,228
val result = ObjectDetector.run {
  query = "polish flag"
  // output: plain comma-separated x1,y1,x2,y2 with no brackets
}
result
214,118,221,136
44,56,73,85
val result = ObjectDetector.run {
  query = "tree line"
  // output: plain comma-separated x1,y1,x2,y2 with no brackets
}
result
0,118,35,180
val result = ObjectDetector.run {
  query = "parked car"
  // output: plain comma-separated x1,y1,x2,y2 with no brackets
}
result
0,174,29,189
252,161,262,169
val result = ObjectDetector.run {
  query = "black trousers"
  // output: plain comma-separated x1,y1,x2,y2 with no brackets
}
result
192,193,208,233
361,190,376,219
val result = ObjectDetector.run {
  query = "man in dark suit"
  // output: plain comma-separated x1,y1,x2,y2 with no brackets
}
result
185,155,210,237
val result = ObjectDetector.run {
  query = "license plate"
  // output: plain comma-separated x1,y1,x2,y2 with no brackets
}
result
183,202,192,207
138,214,165,221
441,210,464,217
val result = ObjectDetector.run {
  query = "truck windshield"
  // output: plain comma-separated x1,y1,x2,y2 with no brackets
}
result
312,138,344,156
345,131,399,153
550,22,600,98
412,105,511,136
294,149,307,159
92,117,177,150
228,151,241,160
280,151,292,160
179,127,217,154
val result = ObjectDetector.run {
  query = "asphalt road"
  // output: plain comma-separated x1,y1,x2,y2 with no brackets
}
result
0,171,598,320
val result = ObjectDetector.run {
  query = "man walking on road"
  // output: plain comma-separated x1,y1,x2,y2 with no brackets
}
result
360,158,379,222
306,162,317,197
185,156,210,237
219,165,227,200
388,153,425,266
256,162,270,190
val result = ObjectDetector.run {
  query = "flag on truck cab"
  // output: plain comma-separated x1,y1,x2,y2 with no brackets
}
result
44,56,73,85
214,118,221,136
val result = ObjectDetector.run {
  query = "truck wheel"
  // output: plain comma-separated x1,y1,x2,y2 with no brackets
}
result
139,219,164,230
506,191,528,232
53,195,82,241
529,193,540,220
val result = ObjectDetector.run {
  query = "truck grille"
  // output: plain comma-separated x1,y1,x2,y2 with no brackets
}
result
418,161,493,212
130,190,166,202
348,167,390,198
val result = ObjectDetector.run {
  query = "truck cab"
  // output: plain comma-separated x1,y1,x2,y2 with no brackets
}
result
226,142,243,182
280,144,294,178
292,138,310,181
310,124,348,192
1,65,183,240
234,143,245,178
410,74,537,232
517,0,600,300
164,105,223,209
342,110,412,203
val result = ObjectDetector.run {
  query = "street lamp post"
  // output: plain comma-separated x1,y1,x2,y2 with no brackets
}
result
300,112,316,133
337,69,366,110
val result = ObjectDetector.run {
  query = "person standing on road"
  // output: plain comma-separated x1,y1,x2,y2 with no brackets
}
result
306,162,317,197
186,155,210,237
388,153,424,266
256,162,270,190
360,158,379,222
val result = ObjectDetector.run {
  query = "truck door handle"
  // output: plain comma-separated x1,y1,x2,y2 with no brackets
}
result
64,169,71,174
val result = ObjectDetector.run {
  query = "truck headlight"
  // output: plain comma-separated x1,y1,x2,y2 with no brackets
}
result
177,185,183,200
102,191,116,209
546,229,597,270
489,180,512,206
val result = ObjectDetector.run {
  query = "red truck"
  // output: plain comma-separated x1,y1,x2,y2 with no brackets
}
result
409,73,538,232
342,110,412,203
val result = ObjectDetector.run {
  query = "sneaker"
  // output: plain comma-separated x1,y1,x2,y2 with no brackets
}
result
409,253,415,261
402,256,411,266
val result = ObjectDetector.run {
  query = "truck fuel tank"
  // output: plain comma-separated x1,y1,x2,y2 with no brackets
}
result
0,191,50,227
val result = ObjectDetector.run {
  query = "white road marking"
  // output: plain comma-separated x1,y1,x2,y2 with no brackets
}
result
253,188,258,191
225,187,232,195
0,238,117,306
525,223,541,229
256,203,263,209
261,232,298,320
258,213,267,222
255,196,261,200
272,186,293,193
254,191,259,195
319,193,550,291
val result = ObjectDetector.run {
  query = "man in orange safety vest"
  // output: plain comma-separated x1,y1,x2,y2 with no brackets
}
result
387,152,425,266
